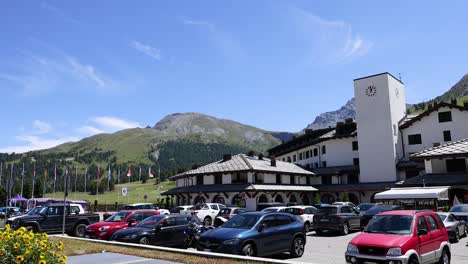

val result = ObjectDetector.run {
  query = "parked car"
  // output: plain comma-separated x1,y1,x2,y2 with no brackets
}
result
360,205,403,229
332,202,359,211
256,202,284,211
449,204,468,221
85,210,160,240
192,203,226,226
197,212,306,257
170,205,194,215
122,203,155,210
6,206,43,226
283,205,318,233
111,215,197,247
438,212,468,243
261,206,287,212
356,203,380,214
10,203,100,237
346,210,451,264
214,207,247,227
313,205,361,235
313,203,329,209
0,207,21,217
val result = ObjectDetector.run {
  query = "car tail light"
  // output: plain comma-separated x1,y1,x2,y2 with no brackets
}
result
298,209,304,215
192,211,197,215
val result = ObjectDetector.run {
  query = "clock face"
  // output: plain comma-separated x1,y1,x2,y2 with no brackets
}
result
365,85,377,97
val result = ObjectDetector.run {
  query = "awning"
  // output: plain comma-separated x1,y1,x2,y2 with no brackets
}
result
374,187,450,200
248,185,318,192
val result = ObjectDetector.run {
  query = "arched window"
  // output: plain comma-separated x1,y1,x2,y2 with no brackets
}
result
348,193,359,205
302,195,310,205
232,194,246,208
289,194,297,204
321,193,335,204
275,195,284,204
194,195,206,205
212,195,225,204
258,194,268,203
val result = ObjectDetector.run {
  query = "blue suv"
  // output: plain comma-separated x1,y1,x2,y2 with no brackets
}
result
197,212,306,257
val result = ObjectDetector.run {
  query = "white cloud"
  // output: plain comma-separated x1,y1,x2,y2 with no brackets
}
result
32,120,51,134
0,135,78,153
290,6,373,64
78,126,105,135
180,16,215,31
40,1,80,24
91,116,140,131
129,41,162,61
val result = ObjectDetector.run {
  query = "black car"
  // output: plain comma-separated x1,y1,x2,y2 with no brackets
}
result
111,215,199,247
312,205,361,235
359,205,402,229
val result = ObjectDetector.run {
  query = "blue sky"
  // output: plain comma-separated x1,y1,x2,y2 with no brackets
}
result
1,1,467,153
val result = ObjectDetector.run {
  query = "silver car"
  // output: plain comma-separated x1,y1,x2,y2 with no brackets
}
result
438,212,467,243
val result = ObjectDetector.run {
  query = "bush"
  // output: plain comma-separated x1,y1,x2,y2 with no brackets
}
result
0,225,67,264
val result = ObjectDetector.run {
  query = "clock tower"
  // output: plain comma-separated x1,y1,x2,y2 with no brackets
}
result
354,73,406,183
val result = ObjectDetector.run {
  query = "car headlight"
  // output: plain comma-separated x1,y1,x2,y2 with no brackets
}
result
99,226,110,231
387,247,402,256
347,244,358,252
223,238,241,245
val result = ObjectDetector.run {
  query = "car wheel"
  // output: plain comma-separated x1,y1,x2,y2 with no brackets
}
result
341,222,349,235
241,243,255,257
139,237,150,245
439,248,450,264
408,256,419,264
304,222,311,233
455,230,460,243
74,223,87,237
290,236,305,258
315,229,323,236
203,217,212,227
25,225,37,233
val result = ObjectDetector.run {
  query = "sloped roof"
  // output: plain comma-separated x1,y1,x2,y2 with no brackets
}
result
400,173,468,187
310,165,358,176
400,102,467,129
170,154,313,180
161,183,317,195
411,138,468,160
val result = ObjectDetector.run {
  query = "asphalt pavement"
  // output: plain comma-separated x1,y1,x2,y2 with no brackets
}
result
68,252,181,264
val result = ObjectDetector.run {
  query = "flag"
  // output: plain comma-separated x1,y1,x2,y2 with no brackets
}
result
139,166,142,181
54,163,57,181
108,165,112,181
127,167,132,177
97,165,101,179
21,163,25,197
148,167,154,178
74,166,78,190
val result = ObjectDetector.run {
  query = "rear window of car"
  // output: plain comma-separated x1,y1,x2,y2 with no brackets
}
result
317,207,337,215
450,205,468,213
283,208,302,215
220,209,232,215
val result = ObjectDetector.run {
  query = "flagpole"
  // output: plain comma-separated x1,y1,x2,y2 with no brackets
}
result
21,163,25,197
107,165,111,191
31,164,36,199
84,168,88,194
96,165,100,202
139,167,141,183
74,165,78,201
53,163,57,199
118,166,121,185
43,164,47,198
0,161,3,187
8,163,14,207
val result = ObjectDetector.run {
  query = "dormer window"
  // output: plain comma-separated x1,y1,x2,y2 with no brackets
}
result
438,111,452,123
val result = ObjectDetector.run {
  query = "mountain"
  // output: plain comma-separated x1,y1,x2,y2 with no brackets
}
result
305,98,356,130
434,74,468,103
35,113,283,178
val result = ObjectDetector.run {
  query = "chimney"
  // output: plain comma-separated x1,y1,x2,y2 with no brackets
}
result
451,98,457,105
258,153,264,160
247,150,255,157
345,118,353,124
223,153,232,162
336,122,344,135
464,101,468,110
270,158,276,167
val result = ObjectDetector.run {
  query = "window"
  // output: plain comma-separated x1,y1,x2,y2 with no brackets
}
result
261,216,276,228
299,153,303,160
322,161,327,168
426,215,439,231
438,111,452,123
306,175,311,185
215,174,222,184
321,145,326,154
314,162,319,168
305,151,310,159
290,175,296,185
313,148,318,157
446,159,466,173
321,176,332,185
348,174,359,184
282,158,285,161
417,216,427,231
443,130,451,142
276,215,293,226
287,157,291,162
340,206,351,213
210,205,218,210
433,143,441,147
352,141,358,151
276,174,281,184
293,155,297,162
196,175,203,185
353,158,360,166
408,134,422,145
176,216,191,225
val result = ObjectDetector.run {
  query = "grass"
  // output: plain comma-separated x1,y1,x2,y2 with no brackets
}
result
44,180,176,205
50,237,264,264
408,96,468,114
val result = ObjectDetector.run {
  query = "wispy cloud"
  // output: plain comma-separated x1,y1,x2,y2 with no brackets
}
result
0,48,119,96
0,135,78,153
290,6,373,64
77,126,105,135
91,116,141,131
40,1,80,24
32,120,52,134
129,40,161,61
179,16,247,63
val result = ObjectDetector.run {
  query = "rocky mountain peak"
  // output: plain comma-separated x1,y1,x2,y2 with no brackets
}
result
305,98,356,130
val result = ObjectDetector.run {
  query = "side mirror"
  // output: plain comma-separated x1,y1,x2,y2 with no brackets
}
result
127,219,137,227
418,229,428,236
257,223,266,232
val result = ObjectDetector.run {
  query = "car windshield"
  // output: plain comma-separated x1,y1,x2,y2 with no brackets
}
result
438,214,447,221
449,205,468,213
365,215,413,235
358,204,375,211
317,207,337,215
105,212,130,222
194,204,208,210
223,214,260,229
27,207,43,215
136,216,165,228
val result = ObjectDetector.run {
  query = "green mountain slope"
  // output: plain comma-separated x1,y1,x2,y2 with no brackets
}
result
435,74,468,103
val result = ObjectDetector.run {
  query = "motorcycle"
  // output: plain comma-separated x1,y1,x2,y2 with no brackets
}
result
183,221,213,249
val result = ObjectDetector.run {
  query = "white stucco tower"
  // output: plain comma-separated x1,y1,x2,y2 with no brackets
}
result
354,73,406,183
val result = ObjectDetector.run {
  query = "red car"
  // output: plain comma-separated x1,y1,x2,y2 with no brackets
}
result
345,210,451,264
85,210,159,240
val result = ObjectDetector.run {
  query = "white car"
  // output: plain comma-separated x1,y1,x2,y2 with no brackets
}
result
170,205,194,215
261,206,287,212
283,205,318,233
193,203,226,226
156,208,170,215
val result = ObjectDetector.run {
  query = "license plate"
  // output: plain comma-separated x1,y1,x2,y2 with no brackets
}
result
203,248,211,252
320,219,329,222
